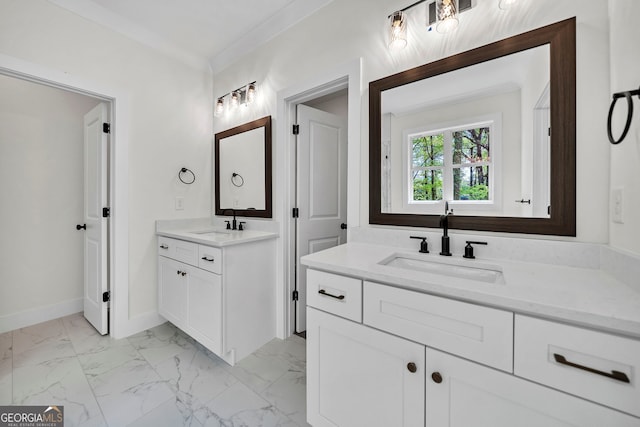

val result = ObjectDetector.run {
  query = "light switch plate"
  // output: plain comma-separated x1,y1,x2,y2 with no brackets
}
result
612,187,623,224
175,196,185,211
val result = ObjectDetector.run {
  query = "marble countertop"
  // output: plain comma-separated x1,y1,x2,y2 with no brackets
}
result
157,227,278,247
301,242,640,339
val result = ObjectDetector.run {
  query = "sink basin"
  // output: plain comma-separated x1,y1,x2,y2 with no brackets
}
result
379,253,505,284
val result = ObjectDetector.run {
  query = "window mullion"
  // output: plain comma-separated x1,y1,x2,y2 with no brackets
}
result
443,130,453,201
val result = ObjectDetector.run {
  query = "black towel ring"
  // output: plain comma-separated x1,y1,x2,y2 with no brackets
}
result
607,86,640,145
231,172,244,187
178,167,196,184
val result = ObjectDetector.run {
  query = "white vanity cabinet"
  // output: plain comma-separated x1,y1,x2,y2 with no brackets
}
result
425,348,640,427
157,235,275,365
306,268,640,427
307,307,425,427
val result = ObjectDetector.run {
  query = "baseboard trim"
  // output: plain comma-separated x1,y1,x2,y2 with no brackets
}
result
0,298,83,334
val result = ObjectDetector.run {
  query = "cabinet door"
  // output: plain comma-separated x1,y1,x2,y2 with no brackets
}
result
187,267,222,355
158,257,187,327
425,348,640,427
307,307,424,427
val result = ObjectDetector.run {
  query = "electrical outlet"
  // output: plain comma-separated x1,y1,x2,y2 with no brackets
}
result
175,196,184,211
612,188,623,224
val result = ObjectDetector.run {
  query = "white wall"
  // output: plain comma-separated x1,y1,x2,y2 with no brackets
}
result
0,0,213,325
212,0,611,243
304,89,349,117
608,0,640,256
0,75,100,327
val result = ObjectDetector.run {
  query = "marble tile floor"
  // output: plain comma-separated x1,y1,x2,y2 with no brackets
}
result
0,314,310,427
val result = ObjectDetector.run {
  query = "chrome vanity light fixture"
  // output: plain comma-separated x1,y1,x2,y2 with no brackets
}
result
387,0,477,51
214,81,258,117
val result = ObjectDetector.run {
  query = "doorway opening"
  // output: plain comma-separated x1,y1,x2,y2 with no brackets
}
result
0,70,115,336
276,59,362,339
293,93,349,334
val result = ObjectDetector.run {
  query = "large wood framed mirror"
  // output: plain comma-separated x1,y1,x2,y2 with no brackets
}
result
215,116,272,218
369,18,575,235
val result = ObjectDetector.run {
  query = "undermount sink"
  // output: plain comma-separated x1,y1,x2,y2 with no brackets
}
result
379,253,505,284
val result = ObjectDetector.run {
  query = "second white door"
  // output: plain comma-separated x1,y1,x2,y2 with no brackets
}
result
295,104,348,332
83,103,109,335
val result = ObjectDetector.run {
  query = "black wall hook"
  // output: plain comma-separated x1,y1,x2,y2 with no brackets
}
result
607,86,640,145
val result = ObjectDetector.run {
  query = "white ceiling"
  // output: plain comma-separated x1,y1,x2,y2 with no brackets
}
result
48,0,333,71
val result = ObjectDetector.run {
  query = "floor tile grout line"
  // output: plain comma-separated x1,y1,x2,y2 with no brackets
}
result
61,314,110,426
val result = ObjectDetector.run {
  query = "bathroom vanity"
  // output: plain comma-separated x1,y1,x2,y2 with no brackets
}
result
302,242,640,427
156,224,277,366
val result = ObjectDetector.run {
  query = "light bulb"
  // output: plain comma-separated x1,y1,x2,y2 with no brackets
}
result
436,0,459,33
388,11,407,50
230,91,240,109
246,83,256,104
215,97,224,116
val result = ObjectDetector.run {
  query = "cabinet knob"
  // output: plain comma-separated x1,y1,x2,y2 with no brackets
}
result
431,372,443,384
407,362,417,373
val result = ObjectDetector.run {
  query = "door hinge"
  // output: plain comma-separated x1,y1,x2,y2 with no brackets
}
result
292,290,299,301
292,124,299,135
102,207,111,218
548,127,551,136
103,123,111,134
548,205,551,215
102,291,110,303
292,207,299,218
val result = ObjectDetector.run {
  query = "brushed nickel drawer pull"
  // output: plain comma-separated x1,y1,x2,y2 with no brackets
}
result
318,289,345,300
553,353,630,383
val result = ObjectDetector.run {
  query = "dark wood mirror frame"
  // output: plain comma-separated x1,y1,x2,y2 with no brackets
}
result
369,18,576,236
215,116,272,218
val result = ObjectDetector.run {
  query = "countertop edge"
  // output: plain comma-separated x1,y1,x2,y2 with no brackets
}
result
301,244,640,340
157,229,278,247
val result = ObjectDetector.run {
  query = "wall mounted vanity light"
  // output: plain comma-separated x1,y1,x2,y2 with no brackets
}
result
214,81,258,117
388,0,518,50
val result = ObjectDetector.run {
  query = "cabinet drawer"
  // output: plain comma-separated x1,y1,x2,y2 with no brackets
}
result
158,236,198,266
198,245,222,274
364,282,513,372
514,315,640,417
306,270,362,322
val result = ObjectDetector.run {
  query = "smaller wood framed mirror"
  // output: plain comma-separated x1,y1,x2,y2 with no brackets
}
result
215,116,272,218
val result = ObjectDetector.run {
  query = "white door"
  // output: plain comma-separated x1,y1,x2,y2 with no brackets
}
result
82,103,109,335
425,348,640,427
295,104,347,332
307,308,425,427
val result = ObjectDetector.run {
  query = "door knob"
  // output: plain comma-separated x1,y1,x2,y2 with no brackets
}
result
340,223,347,230
76,224,86,230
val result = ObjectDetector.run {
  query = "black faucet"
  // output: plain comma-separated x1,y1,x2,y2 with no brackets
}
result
223,209,237,230
439,202,453,256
